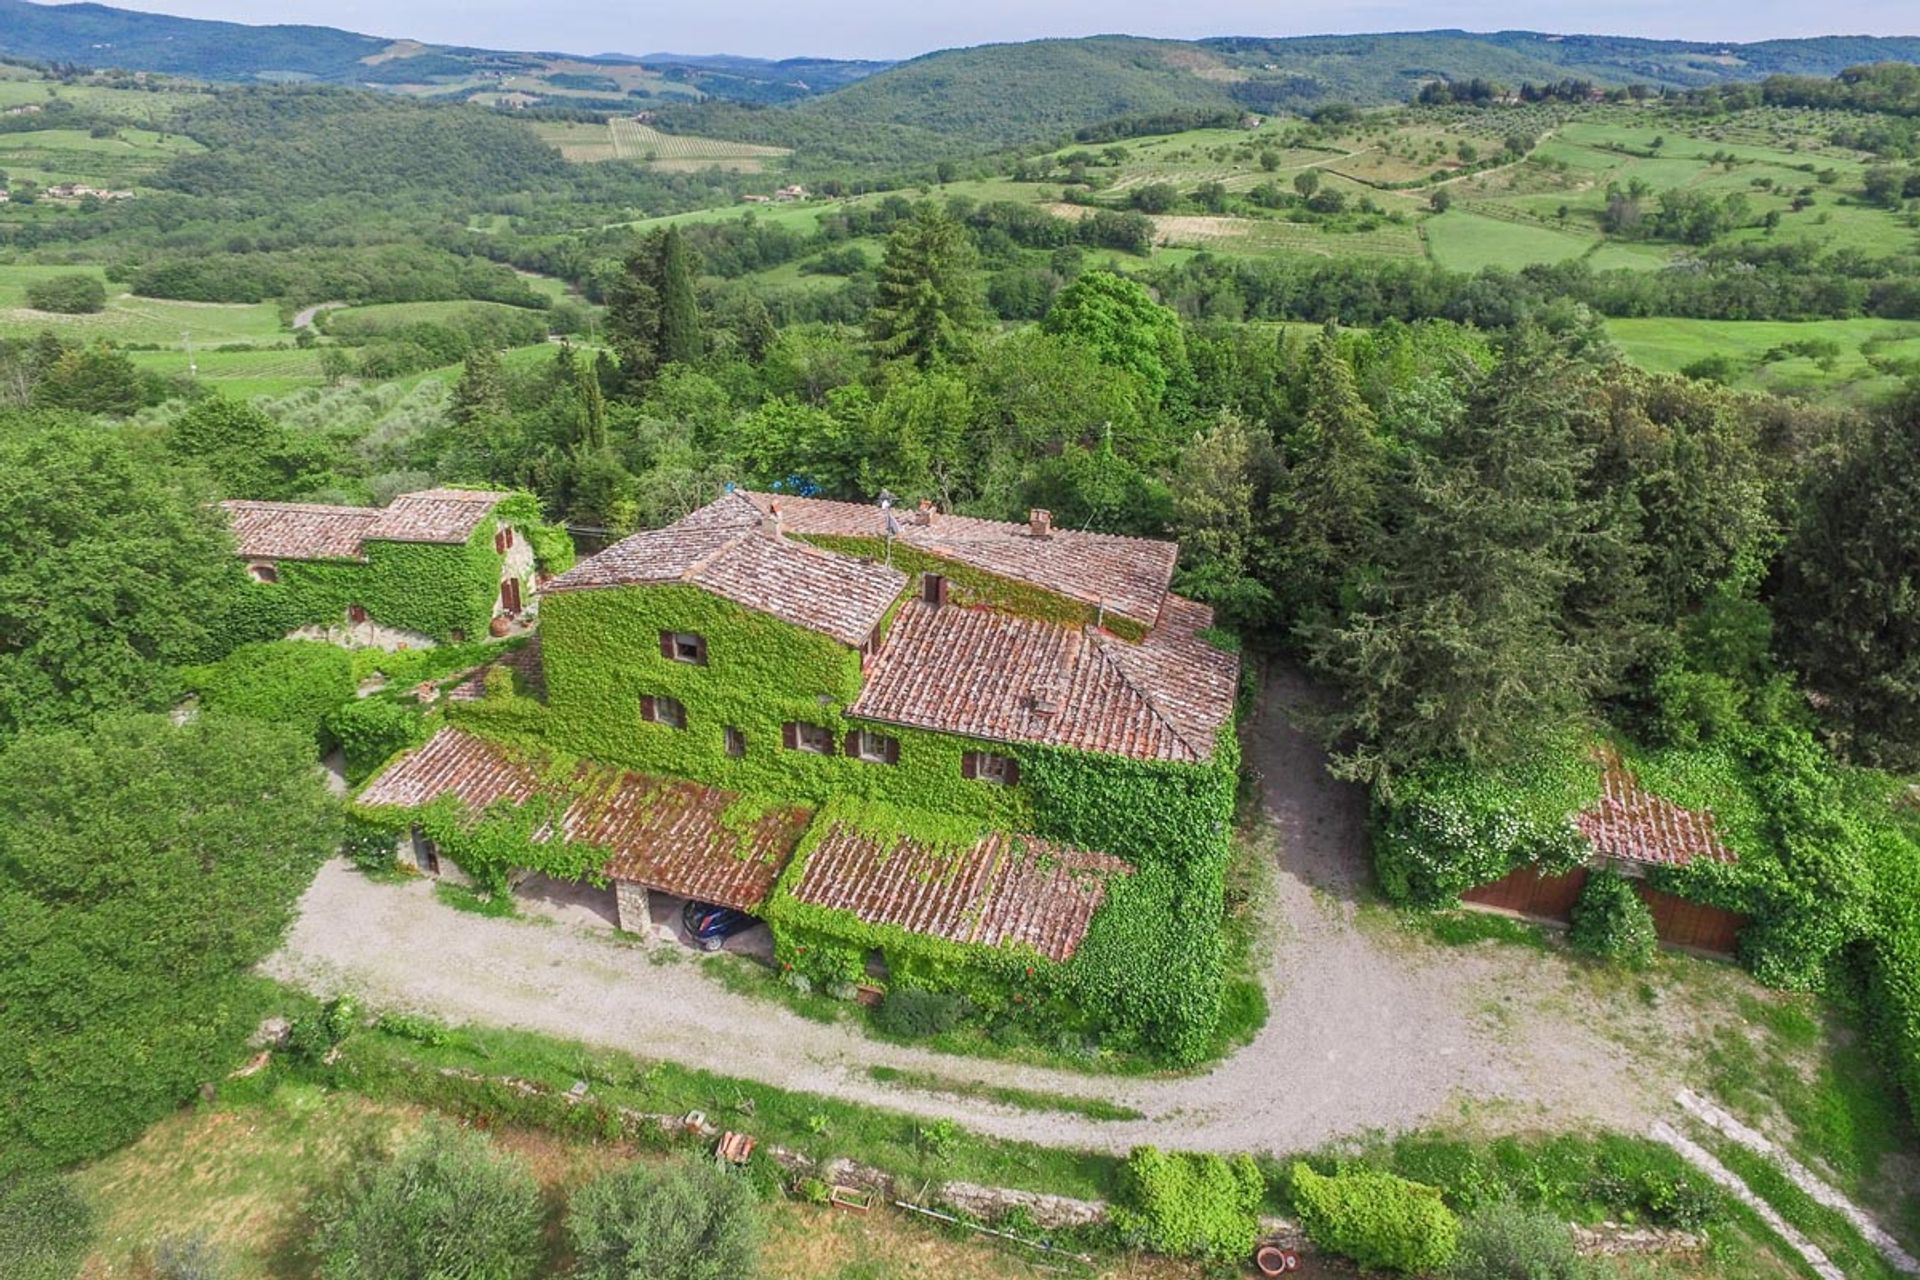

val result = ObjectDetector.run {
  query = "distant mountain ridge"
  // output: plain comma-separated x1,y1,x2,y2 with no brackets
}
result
2,1,1918,158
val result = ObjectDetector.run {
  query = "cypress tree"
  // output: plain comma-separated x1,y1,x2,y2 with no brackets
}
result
658,226,703,367
450,347,506,428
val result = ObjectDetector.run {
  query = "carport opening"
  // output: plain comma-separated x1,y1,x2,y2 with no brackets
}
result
647,891,774,963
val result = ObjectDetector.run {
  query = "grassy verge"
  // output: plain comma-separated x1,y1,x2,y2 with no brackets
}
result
433,881,518,917
864,1066,1144,1122
324,1013,1121,1203
1704,1132,1902,1280
1420,908,1557,952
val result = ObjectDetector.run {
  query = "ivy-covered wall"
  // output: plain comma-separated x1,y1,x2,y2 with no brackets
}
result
212,493,572,649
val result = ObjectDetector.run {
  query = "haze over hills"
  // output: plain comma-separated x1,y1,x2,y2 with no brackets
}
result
3,0,1920,155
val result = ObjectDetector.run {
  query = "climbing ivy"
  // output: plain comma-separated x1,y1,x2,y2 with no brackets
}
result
211,492,571,649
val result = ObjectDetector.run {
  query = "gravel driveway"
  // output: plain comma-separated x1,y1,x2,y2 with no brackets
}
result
268,666,1706,1155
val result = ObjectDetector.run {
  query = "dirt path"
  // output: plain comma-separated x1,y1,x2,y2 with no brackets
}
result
268,667,1698,1155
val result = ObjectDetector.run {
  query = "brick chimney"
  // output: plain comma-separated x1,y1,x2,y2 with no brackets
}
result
760,499,783,538
914,498,936,528
1029,508,1052,539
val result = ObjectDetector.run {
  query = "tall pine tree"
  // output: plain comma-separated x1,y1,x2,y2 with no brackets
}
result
605,227,704,388
868,204,986,369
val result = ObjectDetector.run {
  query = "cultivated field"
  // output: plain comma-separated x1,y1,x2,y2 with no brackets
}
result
128,347,327,399
0,125,201,188
535,118,790,171
0,266,286,346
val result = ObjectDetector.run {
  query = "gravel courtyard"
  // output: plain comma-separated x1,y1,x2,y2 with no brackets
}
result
268,666,1753,1155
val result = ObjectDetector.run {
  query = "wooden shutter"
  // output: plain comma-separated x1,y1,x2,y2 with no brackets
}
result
782,722,798,750
961,752,978,779
659,631,675,659
883,737,901,766
641,695,657,722
845,730,862,758
1003,757,1021,787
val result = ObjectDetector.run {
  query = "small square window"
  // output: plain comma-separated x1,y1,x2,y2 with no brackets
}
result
784,722,834,755
963,751,1019,786
347,604,369,624
248,562,278,584
642,694,687,729
725,726,746,758
661,630,707,665
852,729,898,764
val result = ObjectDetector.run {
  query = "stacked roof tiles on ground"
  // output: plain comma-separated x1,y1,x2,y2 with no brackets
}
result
220,489,513,562
360,728,1127,961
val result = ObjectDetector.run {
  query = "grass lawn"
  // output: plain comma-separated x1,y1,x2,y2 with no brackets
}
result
1424,208,1599,271
129,346,328,398
73,1082,1155,1280
1606,316,1920,405
0,267,286,346
324,298,551,335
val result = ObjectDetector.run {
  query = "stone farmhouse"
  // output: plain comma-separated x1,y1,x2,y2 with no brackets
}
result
220,488,554,649
354,488,1241,1011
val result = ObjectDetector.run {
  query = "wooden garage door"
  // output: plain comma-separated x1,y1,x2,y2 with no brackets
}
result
1635,883,1745,956
1462,864,1590,922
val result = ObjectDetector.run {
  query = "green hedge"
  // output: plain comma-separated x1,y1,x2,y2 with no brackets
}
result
1569,869,1657,968
188,640,355,745
1371,744,1598,908
1110,1146,1265,1261
1289,1163,1460,1274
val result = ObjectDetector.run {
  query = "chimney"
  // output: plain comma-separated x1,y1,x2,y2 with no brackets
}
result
1030,679,1062,716
914,498,936,528
922,573,949,608
1028,508,1052,539
760,499,782,538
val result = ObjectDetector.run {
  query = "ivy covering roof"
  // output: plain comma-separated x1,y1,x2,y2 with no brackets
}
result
219,488,513,562
734,490,1178,630
851,594,1238,764
540,492,906,647
357,727,808,912
1576,745,1738,868
787,821,1131,963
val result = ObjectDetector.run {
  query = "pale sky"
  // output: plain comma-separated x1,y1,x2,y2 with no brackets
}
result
30,0,1920,61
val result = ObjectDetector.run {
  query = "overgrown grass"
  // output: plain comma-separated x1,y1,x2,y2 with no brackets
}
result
864,1066,1144,1122
1705,1133,1903,1280
1421,908,1557,952
326,1015,1122,1202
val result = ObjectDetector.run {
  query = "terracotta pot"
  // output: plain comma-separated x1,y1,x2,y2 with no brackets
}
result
1255,1244,1296,1276
489,614,512,637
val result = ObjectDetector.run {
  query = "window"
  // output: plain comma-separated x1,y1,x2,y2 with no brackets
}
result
846,728,899,765
641,694,687,729
494,525,514,553
248,562,278,584
782,722,835,755
724,726,747,758
962,751,1020,786
346,604,369,624
660,631,707,665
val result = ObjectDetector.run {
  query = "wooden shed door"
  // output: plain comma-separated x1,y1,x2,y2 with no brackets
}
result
1635,884,1746,956
1461,864,1590,922
500,578,522,615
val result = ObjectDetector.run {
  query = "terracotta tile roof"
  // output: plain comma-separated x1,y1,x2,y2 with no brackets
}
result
357,724,543,811
542,495,905,648
850,594,1238,764
220,489,510,563
365,489,513,544
737,491,1177,630
357,728,810,912
220,500,380,561
446,639,547,703
788,820,1131,963
575,780,810,912
1576,746,1737,869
